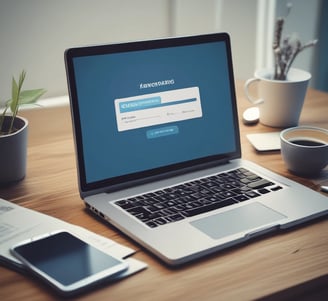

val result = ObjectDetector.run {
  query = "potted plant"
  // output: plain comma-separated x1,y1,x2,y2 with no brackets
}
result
0,70,46,186
244,3,318,127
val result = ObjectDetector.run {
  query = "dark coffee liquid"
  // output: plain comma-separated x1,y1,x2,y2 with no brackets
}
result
291,139,325,147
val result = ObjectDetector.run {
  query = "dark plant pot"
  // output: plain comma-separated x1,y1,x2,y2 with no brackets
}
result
0,116,28,186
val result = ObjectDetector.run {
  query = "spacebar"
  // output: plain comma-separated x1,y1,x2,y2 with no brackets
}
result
182,198,237,217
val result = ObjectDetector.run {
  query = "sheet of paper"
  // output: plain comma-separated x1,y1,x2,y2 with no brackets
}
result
0,198,147,277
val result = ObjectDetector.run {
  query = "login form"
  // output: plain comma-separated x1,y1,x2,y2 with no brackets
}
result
115,87,202,132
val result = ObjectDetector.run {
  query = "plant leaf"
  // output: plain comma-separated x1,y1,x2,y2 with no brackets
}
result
19,70,26,88
10,77,19,115
19,89,47,105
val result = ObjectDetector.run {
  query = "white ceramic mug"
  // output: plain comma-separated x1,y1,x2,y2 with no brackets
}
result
244,68,311,128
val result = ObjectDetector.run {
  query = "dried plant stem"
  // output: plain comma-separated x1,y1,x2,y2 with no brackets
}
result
284,40,318,78
273,18,284,80
272,4,317,80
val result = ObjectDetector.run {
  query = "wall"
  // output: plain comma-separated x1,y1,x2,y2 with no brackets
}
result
0,0,171,99
0,0,324,101
171,0,258,82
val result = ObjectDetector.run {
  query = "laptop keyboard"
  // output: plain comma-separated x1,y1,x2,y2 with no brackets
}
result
115,167,283,228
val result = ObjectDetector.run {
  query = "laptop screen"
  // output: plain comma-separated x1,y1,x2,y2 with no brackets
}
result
65,33,241,193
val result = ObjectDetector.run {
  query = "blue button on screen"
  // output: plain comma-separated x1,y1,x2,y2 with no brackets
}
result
147,125,179,139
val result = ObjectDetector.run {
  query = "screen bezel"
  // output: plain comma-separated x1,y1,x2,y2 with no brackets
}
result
65,33,241,196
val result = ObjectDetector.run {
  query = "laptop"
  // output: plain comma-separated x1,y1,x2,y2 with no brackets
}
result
65,33,328,265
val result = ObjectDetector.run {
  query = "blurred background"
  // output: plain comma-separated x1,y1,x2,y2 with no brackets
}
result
0,0,326,101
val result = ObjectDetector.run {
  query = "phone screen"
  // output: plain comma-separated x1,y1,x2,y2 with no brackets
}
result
11,231,128,293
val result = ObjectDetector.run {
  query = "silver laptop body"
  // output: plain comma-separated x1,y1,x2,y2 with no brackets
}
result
65,33,328,265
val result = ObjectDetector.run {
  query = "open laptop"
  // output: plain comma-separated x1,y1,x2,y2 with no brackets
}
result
65,33,328,265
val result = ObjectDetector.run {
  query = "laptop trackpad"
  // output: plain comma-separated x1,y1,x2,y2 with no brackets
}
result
190,202,286,240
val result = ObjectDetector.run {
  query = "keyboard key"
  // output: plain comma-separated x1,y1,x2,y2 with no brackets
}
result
154,217,168,226
233,194,249,202
271,186,283,191
127,206,150,216
115,199,135,209
217,190,236,199
167,213,184,222
146,221,157,228
245,191,261,198
247,179,273,189
182,198,237,217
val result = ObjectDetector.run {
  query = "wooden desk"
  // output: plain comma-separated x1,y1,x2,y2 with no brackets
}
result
1,81,328,300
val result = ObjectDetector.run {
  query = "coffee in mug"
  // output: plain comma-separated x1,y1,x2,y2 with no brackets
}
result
280,126,328,176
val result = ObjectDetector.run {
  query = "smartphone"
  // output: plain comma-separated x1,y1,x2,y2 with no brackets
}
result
10,230,128,296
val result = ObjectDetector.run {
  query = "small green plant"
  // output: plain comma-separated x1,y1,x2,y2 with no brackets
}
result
273,3,318,80
0,70,46,135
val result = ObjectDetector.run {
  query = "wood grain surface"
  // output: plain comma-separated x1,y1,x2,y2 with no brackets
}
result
1,81,327,301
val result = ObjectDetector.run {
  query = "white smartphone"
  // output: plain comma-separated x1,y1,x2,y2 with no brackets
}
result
10,230,129,296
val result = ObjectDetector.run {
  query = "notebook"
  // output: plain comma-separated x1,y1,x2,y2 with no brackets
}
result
65,33,328,265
